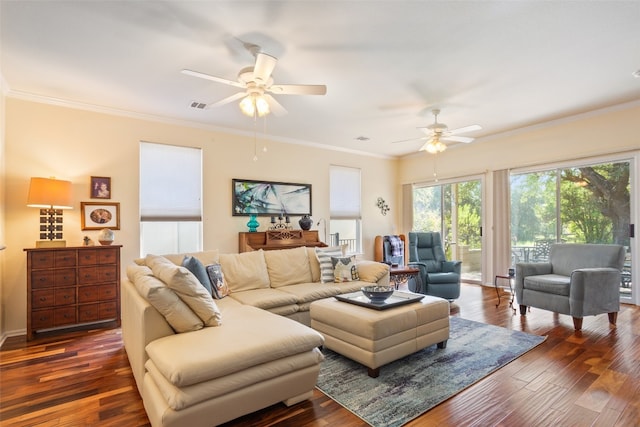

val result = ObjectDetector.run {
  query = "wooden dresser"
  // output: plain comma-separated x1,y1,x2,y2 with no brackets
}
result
239,230,327,252
25,245,122,340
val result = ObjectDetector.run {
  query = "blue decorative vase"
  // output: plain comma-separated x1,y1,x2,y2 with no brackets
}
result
247,214,259,232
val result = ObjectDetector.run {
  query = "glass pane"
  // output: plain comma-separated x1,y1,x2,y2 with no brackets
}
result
329,219,360,254
140,221,202,257
510,171,557,263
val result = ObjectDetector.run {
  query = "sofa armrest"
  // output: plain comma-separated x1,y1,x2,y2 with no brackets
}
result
569,268,621,317
121,278,174,396
357,260,390,285
515,262,553,303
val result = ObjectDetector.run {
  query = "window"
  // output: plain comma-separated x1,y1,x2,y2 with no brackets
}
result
329,165,361,254
139,142,202,256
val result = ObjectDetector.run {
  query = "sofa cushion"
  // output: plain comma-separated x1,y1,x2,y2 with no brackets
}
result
228,288,298,311
277,282,342,303
332,255,359,282
264,247,312,287
182,256,213,295
524,274,571,296
145,305,324,388
146,255,222,327
205,264,229,299
315,246,345,283
219,250,270,292
356,260,390,283
126,264,204,333
307,247,321,282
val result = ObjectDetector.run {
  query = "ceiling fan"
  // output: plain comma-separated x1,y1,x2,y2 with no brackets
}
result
393,109,481,153
182,48,327,117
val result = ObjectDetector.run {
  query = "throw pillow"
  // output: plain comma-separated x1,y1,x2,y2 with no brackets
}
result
126,264,204,333
146,255,223,327
205,264,230,299
315,246,345,283
331,256,360,282
182,256,213,295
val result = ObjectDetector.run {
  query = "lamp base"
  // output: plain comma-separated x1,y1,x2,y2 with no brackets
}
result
36,240,67,248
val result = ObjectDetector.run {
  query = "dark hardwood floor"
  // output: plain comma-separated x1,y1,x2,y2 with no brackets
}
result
1,283,638,426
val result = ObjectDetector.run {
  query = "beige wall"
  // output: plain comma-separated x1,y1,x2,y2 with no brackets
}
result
0,81,6,338
1,98,399,337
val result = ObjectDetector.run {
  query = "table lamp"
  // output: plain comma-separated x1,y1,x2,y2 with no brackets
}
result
27,177,73,247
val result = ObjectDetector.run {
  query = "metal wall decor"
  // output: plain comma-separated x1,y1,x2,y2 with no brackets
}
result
377,197,390,216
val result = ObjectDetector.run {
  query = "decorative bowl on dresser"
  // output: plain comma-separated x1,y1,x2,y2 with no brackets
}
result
24,245,122,340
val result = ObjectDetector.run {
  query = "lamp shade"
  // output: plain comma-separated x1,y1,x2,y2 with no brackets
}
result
27,177,73,209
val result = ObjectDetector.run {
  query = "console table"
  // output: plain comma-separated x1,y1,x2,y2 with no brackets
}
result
239,230,327,252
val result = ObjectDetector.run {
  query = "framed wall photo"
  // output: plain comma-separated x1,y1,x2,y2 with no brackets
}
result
81,202,120,230
232,179,312,216
90,176,111,199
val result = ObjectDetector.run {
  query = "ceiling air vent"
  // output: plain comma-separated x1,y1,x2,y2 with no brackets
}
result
190,101,207,110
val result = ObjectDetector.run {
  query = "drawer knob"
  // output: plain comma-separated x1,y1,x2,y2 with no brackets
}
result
39,297,46,301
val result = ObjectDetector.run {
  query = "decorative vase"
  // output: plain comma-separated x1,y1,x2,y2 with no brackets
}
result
298,215,313,231
246,214,259,232
97,228,115,245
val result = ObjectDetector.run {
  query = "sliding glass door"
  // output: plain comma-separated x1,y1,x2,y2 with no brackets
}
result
413,178,483,283
511,159,633,301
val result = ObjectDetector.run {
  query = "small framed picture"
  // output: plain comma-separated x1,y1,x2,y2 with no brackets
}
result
81,202,120,230
90,176,111,199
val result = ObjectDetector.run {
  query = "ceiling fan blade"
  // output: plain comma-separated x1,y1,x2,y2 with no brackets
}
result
208,91,247,108
268,84,327,95
263,94,288,116
442,135,475,143
253,52,277,84
447,124,482,135
181,69,245,89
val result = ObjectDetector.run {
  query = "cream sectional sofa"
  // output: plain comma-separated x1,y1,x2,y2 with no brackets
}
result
121,246,390,427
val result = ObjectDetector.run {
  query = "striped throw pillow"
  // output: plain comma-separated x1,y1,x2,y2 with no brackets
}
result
315,246,345,283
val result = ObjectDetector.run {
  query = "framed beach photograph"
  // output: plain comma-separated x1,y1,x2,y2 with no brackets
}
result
81,202,120,230
90,176,111,199
232,179,312,216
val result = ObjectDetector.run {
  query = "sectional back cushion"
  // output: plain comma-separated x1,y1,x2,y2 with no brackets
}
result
127,264,204,333
146,255,222,327
264,247,312,287
219,249,270,292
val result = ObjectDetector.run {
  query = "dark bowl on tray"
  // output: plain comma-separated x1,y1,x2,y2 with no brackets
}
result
361,285,394,303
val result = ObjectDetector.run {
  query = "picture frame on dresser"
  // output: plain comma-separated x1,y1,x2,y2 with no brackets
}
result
232,178,312,216
81,202,120,230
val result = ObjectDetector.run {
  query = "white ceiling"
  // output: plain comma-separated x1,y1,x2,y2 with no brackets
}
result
2,1,639,158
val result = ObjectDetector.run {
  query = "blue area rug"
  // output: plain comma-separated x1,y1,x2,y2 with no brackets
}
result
316,316,546,427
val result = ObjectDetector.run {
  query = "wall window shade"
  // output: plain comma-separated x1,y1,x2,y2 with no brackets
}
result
330,165,361,219
140,142,202,221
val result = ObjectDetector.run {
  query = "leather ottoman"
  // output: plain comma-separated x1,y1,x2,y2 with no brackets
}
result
310,294,450,377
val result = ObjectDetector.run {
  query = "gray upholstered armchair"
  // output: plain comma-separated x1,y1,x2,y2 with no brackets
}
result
408,232,461,301
515,243,624,331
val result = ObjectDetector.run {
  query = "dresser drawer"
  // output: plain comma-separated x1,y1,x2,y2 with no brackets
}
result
32,289,55,309
55,287,76,306
78,267,97,284
30,251,55,269
31,270,55,289
31,309,55,329
54,268,76,287
78,286,100,303
78,249,98,266
99,302,118,320
54,307,77,326
55,251,77,267
97,266,117,283
78,303,99,322
99,283,117,300
98,248,119,264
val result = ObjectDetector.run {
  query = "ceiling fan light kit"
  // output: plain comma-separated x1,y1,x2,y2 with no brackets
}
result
182,50,326,119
